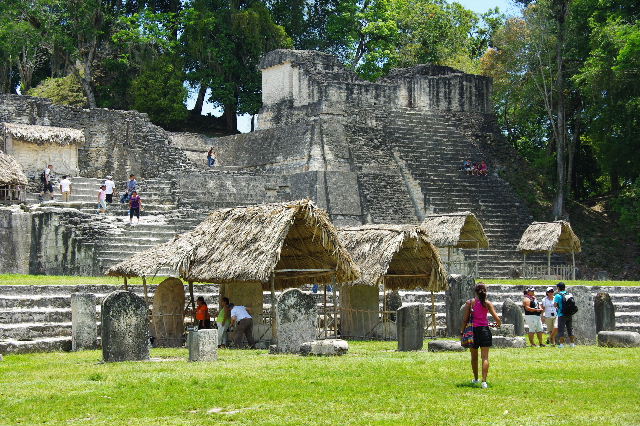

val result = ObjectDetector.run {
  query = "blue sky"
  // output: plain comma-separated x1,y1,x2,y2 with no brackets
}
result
189,0,521,132
455,0,517,15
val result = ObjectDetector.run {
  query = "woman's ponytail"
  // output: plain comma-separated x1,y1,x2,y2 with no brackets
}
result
475,283,487,308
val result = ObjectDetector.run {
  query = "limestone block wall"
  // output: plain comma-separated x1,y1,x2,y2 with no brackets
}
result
0,95,192,181
259,50,492,128
0,206,103,275
6,137,79,177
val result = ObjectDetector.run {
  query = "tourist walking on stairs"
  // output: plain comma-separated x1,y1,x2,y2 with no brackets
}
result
59,175,72,202
461,283,502,389
103,176,116,203
97,185,107,214
128,190,142,225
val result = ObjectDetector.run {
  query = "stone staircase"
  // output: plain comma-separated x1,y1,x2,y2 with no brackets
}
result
381,109,558,278
1,283,638,353
0,284,219,354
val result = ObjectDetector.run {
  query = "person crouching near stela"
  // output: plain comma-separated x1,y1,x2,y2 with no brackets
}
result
461,283,502,389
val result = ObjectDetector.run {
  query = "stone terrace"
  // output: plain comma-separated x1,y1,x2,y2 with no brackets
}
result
1,283,638,353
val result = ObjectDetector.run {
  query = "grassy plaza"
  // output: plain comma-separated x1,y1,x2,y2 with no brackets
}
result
1,341,639,425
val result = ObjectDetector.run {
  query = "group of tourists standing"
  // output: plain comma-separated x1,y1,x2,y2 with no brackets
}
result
99,174,142,224
461,281,578,389
39,164,142,225
195,296,256,349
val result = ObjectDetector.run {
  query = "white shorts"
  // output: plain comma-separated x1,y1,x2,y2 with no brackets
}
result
543,316,557,331
524,315,543,333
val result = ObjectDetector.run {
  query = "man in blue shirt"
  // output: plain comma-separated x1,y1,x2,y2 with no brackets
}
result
554,282,576,348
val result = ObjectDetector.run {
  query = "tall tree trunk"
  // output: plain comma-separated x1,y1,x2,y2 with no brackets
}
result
223,106,238,133
552,0,570,219
610,170,621,192
567,114,580,200
192,84,207,116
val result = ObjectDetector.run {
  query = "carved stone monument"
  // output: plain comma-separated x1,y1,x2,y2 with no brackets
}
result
188,329,218,361
570,286,596,343
445,275,475,337
275,289,317,354
151,278,185,347
101,290,149,362
397,303,426,351
502,298,524,336
594,292,616,333
71,293,97,351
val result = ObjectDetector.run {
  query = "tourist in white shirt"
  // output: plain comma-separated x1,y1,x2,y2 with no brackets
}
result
230,304,255,348
59,175,72,202
541,287,559,345
103,176,116,203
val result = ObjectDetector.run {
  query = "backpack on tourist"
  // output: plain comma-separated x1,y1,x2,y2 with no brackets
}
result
562,293,578,316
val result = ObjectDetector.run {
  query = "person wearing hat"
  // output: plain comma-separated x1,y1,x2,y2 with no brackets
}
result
541,287,558,345
103,176,116,203
522,287,545,347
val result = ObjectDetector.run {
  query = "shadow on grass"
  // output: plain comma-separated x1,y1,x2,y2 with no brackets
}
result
455,382,479,389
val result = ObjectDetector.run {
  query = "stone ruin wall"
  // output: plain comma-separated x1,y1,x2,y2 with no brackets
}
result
258,49,492,129
0,94,193,183
0,205,104,275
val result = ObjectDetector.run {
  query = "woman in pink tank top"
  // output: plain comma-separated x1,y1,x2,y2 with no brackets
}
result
461,283,502,389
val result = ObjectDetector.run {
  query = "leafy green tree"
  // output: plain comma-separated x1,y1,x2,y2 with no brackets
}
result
131,56,188,129
27,74,88,107
182,0,291,132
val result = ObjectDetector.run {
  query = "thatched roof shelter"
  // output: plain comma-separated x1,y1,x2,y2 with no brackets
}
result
517,221,581,279
0,150,28,185
516,221,581,254
338,225,448,291
420,212,489,249
108,199,360,290
2,122,85,145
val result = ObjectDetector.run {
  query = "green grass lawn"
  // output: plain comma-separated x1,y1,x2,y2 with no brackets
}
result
1,342,639,425
0,274,167,286
1,274,639,288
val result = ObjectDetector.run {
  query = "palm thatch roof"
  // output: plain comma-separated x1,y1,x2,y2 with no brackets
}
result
338,225,448,291
107,199,360,289
516,221,581,253
420,212,489,249
2,122,85,145
0,150,28,185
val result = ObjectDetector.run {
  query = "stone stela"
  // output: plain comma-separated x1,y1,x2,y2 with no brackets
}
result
274,288,318,354
101,290,150,362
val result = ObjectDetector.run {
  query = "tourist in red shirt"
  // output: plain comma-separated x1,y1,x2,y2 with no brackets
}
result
196,296,211,329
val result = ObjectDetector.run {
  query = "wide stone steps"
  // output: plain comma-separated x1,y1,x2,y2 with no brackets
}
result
1,284,638,353
380,110,542,278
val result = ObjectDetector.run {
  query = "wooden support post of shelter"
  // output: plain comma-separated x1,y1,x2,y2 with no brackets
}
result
571,250,576,280
188,280,196,324
382,277,387,340
323,284,328,339
476,242,480,277
331,273,338,339
270,273,276,344
430,291,437,337
141,276,149,305
547,250,551,277
123,276,128,291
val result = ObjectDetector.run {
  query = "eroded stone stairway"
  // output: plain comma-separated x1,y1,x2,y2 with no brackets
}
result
381,109,559,278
